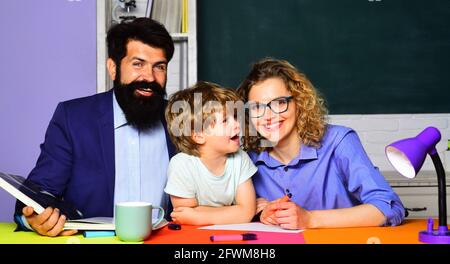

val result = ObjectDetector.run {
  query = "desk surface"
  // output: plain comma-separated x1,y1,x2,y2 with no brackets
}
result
0,219,443,244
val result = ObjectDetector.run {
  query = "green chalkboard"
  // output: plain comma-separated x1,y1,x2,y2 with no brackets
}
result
198,0,450,114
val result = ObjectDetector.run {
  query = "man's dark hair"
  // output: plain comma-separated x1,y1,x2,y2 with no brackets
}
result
106,18,174,66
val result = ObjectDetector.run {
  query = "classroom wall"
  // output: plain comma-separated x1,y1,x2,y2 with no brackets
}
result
329,114,450,174
196,0,450,180
0,0,97,222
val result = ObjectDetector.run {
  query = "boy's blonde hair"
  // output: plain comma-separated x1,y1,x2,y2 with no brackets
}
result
165,81,241,156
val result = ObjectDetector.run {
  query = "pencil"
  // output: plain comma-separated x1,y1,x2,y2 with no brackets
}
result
279,194,291,203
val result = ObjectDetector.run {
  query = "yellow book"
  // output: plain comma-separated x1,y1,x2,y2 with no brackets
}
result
182,0,188,33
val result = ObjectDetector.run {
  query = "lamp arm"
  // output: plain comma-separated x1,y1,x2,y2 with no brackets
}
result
430,153,447,227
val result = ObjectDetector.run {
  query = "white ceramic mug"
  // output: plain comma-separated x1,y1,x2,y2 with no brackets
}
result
114,202,164,242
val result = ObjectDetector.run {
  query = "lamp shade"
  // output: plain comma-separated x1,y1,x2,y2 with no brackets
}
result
386,127,441,179
386,126,449,244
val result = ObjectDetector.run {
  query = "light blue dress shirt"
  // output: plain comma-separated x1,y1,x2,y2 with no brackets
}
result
113,93,169,214
249,124,405,226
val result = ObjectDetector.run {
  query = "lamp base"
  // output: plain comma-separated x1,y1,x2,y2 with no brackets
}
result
418,218,450,244
419,230,450,244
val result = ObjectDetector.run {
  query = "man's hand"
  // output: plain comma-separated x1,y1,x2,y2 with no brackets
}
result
22,206,78,237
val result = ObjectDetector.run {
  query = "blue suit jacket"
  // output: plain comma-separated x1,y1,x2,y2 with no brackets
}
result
15,90,175,220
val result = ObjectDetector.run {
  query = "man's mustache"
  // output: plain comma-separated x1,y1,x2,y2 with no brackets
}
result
124,81,165,96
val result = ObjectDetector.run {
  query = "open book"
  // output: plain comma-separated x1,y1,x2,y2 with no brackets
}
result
63,217,168,231
0,172,113,230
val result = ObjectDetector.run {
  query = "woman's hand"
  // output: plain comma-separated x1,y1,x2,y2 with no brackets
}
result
271,202,312,230
260,200,312,230
258,197,285,225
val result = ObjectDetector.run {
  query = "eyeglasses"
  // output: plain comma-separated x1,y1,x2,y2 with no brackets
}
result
246,96,294,118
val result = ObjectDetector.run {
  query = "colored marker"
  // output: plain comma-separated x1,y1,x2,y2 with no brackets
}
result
280,194,291,202
210,233,257,242
83,230,116,238
168,223,181,230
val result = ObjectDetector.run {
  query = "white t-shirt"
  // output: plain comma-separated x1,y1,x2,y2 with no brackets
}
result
164,149,257,207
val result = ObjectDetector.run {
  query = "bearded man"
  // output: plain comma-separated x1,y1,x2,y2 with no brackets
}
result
14,18,176,237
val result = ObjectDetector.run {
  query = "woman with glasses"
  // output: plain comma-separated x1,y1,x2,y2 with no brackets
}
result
237,58,405,229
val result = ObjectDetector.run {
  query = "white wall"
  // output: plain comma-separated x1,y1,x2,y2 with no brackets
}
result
329,114,450,179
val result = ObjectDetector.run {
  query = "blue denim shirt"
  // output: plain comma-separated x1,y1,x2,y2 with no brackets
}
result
248,124,405,226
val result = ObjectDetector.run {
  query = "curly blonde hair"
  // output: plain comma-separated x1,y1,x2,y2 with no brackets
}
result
165,81,241,156
237,58,328,152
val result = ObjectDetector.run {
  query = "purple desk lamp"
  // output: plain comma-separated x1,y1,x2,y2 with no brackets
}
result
385,126,450,244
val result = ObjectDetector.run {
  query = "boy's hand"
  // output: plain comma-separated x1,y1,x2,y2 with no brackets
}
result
256,198,269,214
260,207,278,225
170,207,201,225
22,206,78,237
259,199,283,226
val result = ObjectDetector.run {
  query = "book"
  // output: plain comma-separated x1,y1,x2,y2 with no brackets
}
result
182,0,187,33
151,0,182,33
145,0,154,18
0,172,112,230
64,217,115,230
65,217,168,231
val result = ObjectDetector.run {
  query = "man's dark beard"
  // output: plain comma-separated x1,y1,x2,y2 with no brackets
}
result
113,80,166,131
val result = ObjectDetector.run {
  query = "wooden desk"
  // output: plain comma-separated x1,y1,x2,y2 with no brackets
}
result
303,219,427,244
0,219,445,244
145,219,440,244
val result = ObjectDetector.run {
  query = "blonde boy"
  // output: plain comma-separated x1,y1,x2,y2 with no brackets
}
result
164,81,256,225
